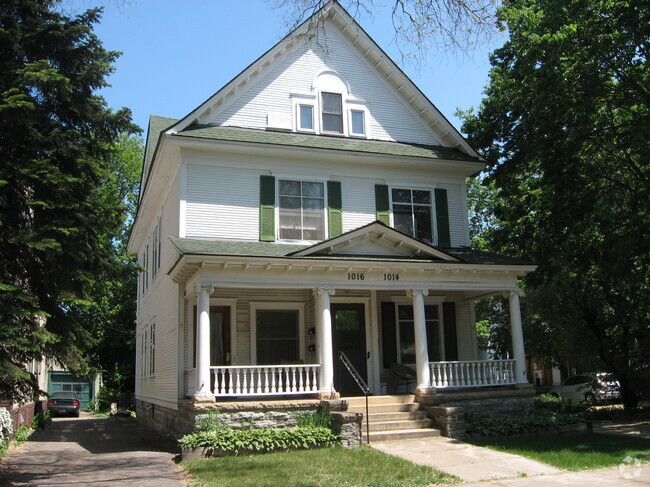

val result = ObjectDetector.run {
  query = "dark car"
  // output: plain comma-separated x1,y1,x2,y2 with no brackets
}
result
47,391,81,417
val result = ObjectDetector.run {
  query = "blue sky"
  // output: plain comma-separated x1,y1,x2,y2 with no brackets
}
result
67,0,500,135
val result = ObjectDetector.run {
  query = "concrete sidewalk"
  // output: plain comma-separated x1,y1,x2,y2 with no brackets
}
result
461,465,650,486
370,436,562,483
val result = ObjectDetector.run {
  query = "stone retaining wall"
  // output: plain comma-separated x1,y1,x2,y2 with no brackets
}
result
428,406,466,438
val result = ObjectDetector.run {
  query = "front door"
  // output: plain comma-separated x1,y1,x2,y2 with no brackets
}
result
331,303,367,396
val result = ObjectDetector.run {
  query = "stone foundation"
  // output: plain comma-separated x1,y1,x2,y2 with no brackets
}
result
136,398,323,440
330,411,363,447
428,406,466,438
416,385,535,417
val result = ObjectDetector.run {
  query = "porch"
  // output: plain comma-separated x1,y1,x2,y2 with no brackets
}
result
188,359,519,398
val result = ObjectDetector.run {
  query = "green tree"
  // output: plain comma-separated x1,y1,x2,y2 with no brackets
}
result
72,134,143,397
0,0,137,400
463,0,650,408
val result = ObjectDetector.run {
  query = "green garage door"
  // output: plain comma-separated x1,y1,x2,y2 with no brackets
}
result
48,372,94,410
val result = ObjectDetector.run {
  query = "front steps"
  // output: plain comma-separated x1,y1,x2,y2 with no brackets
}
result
345,395,441,442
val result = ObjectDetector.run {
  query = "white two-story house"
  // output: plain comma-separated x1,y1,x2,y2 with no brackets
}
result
128,1,536,437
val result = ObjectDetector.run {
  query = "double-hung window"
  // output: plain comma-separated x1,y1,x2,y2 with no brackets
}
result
321,92,343,133
391,188,433,243
278,180,325,240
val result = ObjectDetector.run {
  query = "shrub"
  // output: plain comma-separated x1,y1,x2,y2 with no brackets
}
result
0,407,13,445
465,409,584,437
94,386,120,412
179,426,338,454
534,393,588,414
33,411,52,429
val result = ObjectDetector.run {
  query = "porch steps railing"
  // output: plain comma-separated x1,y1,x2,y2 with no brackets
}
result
209,364,320,396
429,359,516,388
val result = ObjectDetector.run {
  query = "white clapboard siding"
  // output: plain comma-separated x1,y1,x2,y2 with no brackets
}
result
136,174,182,409
210,21,440,146
339,175,377,232
185,164,260,240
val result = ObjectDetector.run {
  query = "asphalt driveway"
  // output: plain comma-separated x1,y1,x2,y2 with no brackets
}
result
0,413,184,487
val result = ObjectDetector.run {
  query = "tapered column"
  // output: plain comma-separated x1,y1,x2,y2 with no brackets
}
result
509,290,527,383
195,284,214,398
313,288,335,396
407,289,431,390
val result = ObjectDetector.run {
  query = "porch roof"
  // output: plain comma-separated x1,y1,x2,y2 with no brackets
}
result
169,237,534,266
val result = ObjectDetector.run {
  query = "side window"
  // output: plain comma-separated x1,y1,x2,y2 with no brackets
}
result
298,104,314,131
350,109,365,136
255,310,299,365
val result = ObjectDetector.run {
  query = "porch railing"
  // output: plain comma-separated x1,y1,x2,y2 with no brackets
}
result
429,360,516,388
209,364,320,396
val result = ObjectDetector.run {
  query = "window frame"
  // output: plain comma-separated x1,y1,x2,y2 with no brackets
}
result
389,186,436,244
276,178,328,242
298,104,315,132
320,91,344,134
349,109,366,136
250,302,305,366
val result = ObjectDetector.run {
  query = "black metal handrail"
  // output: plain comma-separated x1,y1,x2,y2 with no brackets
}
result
338,351,370,444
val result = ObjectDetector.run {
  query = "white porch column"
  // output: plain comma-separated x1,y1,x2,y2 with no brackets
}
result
313,288,335,396
508,290,527,384
195,284,214,398
407,289,431,390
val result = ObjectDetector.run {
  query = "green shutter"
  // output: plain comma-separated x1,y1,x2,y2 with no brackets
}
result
443,302,458,361
327,180,343,237
435,188,451,247
259,175,276,242
375,184,390,225
381,302,397,368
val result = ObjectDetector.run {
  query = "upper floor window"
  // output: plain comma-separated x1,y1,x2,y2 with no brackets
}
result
391,188,433,243
350,109,365,136
278,180,325,240
298,104,314,131
321,92,343,133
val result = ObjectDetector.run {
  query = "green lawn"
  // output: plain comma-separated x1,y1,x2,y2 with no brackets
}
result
182,445,458,487
468,433,650,471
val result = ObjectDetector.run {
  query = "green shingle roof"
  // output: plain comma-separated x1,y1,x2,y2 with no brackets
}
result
145,115,177,170
175,125,481,163
170,237,534,266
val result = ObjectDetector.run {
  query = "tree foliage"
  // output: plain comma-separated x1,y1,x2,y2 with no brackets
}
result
463,0,650,408
0,0,137,399
273,0,501,60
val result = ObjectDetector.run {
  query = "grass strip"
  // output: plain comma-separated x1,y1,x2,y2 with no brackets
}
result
467,433,650,471
182,445,459,487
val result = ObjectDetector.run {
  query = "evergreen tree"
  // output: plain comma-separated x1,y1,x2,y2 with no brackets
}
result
0,0,137,399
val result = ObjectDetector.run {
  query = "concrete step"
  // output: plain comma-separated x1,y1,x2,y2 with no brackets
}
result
367,419,434,432
345,395,415,407
367,428,441,442
348,403,421,414
363,411,429,422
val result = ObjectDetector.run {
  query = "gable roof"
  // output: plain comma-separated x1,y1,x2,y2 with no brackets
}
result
163,1,480,159
288,221,460,260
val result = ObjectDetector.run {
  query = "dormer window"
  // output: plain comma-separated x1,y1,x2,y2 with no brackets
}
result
321,92,343,133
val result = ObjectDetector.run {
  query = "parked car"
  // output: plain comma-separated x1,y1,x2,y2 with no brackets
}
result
47,391,81,417
548,373,620,404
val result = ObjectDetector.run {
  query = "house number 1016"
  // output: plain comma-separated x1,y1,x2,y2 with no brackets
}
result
383,273,400,281
347,272,365,280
